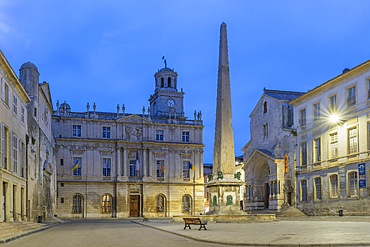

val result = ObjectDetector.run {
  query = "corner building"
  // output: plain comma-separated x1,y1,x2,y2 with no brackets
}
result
0,51,30,222
53,65,205,218
291,60,370,215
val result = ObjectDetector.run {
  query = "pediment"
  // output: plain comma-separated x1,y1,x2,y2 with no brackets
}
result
245,149,276,167
117,114,151,124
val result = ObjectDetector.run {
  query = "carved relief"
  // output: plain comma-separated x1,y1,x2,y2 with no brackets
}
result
125,125,143,141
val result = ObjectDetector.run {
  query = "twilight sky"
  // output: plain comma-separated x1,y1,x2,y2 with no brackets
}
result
1,1,370,163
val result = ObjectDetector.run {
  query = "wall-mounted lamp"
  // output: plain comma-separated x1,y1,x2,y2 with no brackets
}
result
329,114,344,126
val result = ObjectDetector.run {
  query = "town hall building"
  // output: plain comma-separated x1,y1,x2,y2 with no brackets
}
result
52,63,205,218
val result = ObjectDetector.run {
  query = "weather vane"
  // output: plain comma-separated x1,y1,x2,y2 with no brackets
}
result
162,56,167,68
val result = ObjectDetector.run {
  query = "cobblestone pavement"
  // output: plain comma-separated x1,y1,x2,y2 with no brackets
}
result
2,217,370,246
134,216,370,246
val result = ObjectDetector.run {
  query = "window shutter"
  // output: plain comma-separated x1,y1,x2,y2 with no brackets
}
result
0,124,2,167
1,78,5,101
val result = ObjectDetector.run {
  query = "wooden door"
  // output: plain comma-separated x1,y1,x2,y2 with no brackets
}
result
129,195,140,217
3,183,6,222
264,183,269,209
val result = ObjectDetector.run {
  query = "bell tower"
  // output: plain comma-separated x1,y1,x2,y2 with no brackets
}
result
149,58,185,119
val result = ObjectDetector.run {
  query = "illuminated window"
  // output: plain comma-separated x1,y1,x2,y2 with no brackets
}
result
102,194,112,213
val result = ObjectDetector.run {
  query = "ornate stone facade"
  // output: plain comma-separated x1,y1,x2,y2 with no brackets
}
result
53,64,205,218
243,89,304,211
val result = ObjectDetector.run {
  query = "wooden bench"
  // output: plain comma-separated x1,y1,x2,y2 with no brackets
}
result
183,218,207,230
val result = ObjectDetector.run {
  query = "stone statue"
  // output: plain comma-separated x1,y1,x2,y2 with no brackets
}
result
226,195,233,206
217,171,223,180
212,195,217,206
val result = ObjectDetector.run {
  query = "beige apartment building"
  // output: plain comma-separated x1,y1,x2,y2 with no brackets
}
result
53,64,205,218
0,50,30,222
292,60,370,215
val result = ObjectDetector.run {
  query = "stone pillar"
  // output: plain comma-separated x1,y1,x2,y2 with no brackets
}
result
123,148,127,176
116,147,121,178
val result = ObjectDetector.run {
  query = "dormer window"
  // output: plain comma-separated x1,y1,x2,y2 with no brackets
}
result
263,101,267,114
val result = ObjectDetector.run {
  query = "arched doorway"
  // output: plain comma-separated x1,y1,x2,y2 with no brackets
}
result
72,194,84,217
245,150,285,211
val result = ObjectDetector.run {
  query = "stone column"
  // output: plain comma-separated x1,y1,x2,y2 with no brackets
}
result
123,148,127,176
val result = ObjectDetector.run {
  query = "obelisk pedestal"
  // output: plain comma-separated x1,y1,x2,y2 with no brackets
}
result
206,22,244,215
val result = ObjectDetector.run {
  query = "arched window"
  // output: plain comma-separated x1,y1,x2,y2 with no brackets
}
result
168,77,171,87
102,194,112,213
72,194,83,214
156,194,166,212
161,77,164,87
182,195,192,212
263,101,267,113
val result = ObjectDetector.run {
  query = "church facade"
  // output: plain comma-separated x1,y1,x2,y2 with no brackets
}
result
242,89,304,211
53,64,205,218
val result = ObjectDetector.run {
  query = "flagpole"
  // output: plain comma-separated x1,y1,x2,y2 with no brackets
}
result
193,162,195,216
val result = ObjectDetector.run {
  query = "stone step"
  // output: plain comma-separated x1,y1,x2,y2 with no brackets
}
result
0,221,46,240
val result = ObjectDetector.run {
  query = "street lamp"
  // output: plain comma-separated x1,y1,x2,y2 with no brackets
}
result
329,114,343,125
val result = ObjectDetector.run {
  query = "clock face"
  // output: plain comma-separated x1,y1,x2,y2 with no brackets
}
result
167,99,175,107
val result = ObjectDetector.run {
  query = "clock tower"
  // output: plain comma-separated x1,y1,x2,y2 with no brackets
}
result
149,60,185,119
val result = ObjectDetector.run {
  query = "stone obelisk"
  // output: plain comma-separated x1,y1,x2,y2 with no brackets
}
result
207,22,244,214
213,22,235,177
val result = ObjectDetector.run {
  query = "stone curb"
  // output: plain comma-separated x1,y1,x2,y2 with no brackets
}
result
0,226,51,244
132,221,370,247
